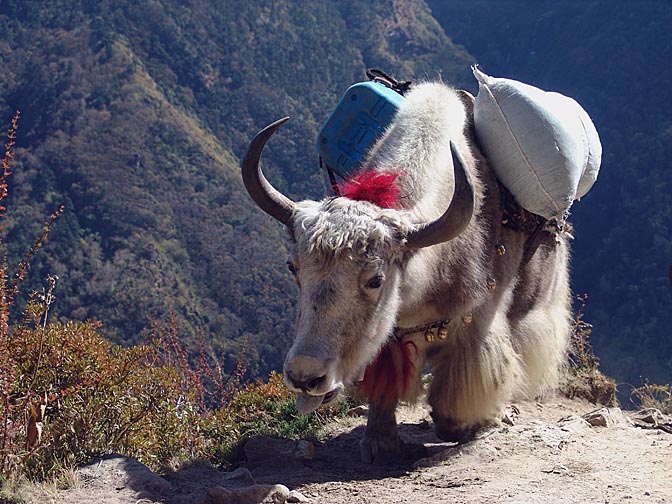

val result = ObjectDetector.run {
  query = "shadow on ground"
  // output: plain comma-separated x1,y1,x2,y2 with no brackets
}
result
249,420,460,487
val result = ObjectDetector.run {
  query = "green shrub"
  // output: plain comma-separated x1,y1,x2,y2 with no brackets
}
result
1,319,205,479
203,371,351,464
1,320,346,481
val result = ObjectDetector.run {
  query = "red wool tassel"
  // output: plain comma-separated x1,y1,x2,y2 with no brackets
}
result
338,171,401,209
356,339,417,406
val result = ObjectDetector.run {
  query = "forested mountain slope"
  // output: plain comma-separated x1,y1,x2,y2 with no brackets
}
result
428,0,672,390
0,0,668,389
0,0,472,374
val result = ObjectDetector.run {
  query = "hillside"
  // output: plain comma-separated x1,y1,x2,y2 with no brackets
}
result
0,0,669,388
0,0,472,374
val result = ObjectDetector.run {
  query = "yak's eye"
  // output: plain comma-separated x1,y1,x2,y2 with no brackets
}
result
287,260,298,276
365,274,384,290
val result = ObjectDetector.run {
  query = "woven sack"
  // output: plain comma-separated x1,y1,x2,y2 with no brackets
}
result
472,67,601,221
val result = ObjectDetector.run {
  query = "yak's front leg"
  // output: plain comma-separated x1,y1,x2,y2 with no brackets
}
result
360,398,401,464
427,319,522,443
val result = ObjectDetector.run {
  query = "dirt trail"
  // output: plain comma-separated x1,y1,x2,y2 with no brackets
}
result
34,397,672,504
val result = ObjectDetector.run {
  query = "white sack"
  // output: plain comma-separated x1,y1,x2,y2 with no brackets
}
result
472,67,602,221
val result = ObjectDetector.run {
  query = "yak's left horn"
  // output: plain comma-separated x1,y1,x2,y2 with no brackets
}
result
404,142,475,250
241,117,296,226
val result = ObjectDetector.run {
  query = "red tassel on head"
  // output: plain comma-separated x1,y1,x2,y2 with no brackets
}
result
338,171,401,209
356,339,417,406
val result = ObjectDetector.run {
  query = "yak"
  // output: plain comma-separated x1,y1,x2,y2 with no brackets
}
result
241,81,571,464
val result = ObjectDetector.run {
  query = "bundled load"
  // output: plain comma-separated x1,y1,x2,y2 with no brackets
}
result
472,66,602,222
315,67,602,224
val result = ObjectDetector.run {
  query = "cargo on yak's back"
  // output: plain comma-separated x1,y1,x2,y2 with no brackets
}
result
472,66,602,222
317,76,405,180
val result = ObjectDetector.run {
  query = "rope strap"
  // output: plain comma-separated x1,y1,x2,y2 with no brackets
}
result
366,68,412,95
394,319,451,342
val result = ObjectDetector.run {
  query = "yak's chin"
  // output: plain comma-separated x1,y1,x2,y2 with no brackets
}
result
295,387,343,414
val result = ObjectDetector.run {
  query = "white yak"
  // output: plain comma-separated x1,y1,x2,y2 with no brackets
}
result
241,82,571,464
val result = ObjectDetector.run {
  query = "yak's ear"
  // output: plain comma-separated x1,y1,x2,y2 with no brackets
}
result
456,90,475,119
285,225,297,244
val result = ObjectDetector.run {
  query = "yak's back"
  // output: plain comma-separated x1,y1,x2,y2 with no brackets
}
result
362,82,469,210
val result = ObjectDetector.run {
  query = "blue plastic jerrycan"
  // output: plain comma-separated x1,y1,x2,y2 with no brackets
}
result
317,81,404,179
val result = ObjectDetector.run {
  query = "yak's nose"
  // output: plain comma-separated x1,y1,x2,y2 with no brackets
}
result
283,355,332,394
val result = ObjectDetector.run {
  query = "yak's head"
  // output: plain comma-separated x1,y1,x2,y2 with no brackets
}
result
242,118,474,413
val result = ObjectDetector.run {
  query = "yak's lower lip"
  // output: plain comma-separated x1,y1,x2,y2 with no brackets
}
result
295,387,342,414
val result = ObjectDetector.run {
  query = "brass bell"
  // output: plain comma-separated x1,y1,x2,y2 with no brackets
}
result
438,326,449,340
424,329,435,343
462,313,473,324
487,278,496,290
496,244,506,256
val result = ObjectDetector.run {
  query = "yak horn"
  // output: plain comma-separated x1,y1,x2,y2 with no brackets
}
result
241,117,295,226
404,142,475,250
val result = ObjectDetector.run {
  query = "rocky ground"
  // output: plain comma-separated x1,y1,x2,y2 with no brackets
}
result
25,397,672,504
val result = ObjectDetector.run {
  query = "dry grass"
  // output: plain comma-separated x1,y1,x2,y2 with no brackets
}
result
561,294,617,406
630,382,672,414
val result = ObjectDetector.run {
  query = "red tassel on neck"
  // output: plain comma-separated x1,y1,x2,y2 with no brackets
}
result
356,339,417,406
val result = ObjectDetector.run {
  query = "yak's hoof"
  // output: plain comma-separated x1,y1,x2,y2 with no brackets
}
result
431,413,478,443
360,433,402,465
